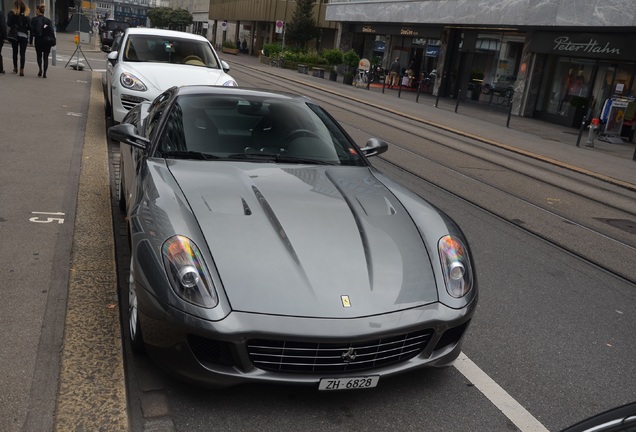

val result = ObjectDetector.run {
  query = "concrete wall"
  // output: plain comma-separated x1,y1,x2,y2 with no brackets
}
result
326,0,636,28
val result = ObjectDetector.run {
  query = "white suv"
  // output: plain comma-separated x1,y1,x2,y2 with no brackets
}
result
104,28,237,124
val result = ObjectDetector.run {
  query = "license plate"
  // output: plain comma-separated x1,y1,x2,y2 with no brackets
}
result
318,376,379,391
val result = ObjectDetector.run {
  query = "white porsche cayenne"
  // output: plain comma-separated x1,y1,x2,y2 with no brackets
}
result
104,27,238,124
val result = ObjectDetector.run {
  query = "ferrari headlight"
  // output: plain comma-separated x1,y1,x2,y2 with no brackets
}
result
162,235,218,308
222,79,238,87
438,235,473,298
120,72,147,91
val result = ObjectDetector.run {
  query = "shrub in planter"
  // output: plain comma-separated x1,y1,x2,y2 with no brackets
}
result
222,40,237,49
323,49,343,67
343,72,354,85
322,48,343,81
262,43,282,57
343,49,360,85
343,49,360,73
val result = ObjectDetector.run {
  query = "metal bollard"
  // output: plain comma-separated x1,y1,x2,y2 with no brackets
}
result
576,116,587,147
455,89,461,113
585,124,597,148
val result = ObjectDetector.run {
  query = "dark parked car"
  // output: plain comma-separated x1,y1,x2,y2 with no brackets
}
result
561,402,636,432
108,85,478,389
100,19,131,50
482,75,516,95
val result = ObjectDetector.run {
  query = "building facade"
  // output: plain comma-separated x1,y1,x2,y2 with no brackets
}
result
207,0,338,56
206,0,636,126
326,0,636,127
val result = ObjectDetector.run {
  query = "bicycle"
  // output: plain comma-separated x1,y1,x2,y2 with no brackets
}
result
270,55,285,68
354,68,368,87
496,88,513,105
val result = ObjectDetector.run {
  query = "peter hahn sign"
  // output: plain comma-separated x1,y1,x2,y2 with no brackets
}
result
531,32,634,60
551,36,621,55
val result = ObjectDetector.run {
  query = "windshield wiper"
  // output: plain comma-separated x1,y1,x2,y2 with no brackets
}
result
226,153,334,165
160,150,220,160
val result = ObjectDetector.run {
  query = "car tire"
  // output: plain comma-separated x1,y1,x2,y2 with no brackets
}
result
106,90,115,129
128,256,145,354
117,175,126,211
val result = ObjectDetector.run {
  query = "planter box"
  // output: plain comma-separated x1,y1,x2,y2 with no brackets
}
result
222,47,239,55
312,67,325,78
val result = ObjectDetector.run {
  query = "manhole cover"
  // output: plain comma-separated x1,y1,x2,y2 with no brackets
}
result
595,218,636,235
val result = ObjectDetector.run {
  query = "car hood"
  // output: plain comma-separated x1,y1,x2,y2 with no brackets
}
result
168,162,439,318
125,62,233,91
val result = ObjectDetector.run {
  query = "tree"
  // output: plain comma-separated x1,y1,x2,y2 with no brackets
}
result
147,7,193,31
285,0,319,49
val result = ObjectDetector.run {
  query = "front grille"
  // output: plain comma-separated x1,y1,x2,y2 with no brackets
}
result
247,329,433,374
120,94,148,111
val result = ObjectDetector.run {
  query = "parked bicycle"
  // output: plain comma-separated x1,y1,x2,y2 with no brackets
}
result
495,88,514,105
354,68,368,87
270,54,285,68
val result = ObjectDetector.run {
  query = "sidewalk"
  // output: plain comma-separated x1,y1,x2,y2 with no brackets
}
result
223,52,636,191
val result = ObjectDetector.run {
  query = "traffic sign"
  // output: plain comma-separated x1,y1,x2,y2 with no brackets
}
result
275,20,284,34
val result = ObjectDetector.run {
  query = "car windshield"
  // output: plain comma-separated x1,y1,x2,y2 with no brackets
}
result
156,94,366,167
123,35,220,68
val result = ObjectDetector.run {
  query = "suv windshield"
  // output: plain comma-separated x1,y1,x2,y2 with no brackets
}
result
123,35,219,68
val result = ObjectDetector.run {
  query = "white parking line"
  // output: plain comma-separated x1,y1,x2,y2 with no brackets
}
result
455,353,549,432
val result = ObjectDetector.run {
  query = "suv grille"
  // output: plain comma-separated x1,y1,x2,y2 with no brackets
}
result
247,329,433,373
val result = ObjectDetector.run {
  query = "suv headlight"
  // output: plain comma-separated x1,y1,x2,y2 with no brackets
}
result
438,235,473,298
222,79,238,87
162,235,218,308
120,72,147,91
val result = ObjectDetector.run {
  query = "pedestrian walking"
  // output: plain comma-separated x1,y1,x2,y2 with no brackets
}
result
406,59,415,87
31,3,53,78
0,12,7,74
388,57,400,88
7,0,31,76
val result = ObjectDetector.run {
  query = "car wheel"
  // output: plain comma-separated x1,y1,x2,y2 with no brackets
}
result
106,90,115,129
128,256,145,354
117,175,126,211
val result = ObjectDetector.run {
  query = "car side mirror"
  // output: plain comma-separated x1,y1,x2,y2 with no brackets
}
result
108,123,149,150
360,138,389,157
221,60,230,73
107,51,118,65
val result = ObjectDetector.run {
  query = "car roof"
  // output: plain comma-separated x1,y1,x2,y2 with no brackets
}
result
125,27,209,42
174,86,312,103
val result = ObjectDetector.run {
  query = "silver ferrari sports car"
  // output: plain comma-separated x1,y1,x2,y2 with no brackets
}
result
108,85,478,389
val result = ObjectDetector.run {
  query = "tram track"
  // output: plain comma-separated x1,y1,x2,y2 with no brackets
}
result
233,64,636,284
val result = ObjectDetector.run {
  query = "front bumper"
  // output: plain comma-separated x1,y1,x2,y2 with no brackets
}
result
112,87,152,123
137,286,477,388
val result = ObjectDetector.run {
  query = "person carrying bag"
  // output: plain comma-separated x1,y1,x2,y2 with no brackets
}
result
31,3,54,78
7,0,31,76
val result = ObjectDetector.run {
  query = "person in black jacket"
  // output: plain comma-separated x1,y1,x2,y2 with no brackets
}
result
0,12,7,74
31,4,53,77
7,0,31,76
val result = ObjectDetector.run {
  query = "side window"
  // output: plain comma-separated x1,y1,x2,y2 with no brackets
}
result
146,93,172,141
159,104,186,152
112,34,123,52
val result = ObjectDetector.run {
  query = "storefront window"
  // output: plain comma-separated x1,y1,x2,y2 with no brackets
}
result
537,57,594,117
468,31,524,98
